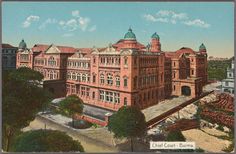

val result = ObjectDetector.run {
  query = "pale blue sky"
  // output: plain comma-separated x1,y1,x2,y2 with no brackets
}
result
2,2,234,58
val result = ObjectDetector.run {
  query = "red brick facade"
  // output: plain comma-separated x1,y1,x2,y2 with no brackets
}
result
16,29,208,111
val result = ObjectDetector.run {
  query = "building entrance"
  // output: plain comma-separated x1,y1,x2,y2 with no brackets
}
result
181,86,191,96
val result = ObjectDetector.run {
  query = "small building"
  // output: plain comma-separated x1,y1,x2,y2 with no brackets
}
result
221,57,234,95
2,43,18,70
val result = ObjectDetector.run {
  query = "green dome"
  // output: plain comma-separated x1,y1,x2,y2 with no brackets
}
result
19,39,27,49
151,32,160,40
124,28,136,40
199,43,206,50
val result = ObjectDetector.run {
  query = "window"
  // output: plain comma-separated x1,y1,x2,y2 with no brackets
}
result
106,91,113,102
72,73,76,80
93,75,96,83
86,88,90,97
174,85,176,91
100,90,105,101
124,97,127,106
77,73,81,82
82,74,86,82
114,93,120,103
124,77,128,87
81,87,86,96
71,85,76,94
191,70,194,75
116,76,120,86
48,56,56,66
92,92,95,99
124,57,128,66
87,74,90,82
100,74,105,84
107,74,113,85
225,81,229,86
93,57,96,63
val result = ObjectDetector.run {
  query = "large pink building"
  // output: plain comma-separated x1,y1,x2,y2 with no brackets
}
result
16,28,208,112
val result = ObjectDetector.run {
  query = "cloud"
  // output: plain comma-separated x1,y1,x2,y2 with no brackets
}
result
39,18,57,30
88,25,96,32
78,17,90,31
72,10,80,17
143,14,157,22
22,15,40,28
60,19,78,31
143,10,210,28
183,19,210,28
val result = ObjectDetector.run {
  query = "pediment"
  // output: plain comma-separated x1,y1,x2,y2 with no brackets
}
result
45,45,60,54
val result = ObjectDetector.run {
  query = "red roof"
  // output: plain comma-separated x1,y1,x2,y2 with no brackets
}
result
112,39,146,51
56,45,77,53
32,44,50,52
176,47,195,55
164,52,180,58
2,43,17,48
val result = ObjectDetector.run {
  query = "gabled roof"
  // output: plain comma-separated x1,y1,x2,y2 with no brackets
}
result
2,43,17,48
32,44,50,52
44,44,77,54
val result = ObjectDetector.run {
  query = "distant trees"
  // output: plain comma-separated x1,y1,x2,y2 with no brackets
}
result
208,60,231,81
59,95,84,127
11,129,84,152
2,67,53,151
108,106,146,152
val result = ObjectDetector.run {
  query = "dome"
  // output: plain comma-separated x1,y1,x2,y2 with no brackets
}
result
199,43,206,50
19,39,27,49
124,28,136,40
151,32,160,40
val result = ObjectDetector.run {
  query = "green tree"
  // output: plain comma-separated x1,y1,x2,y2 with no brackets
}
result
2,67,53,151
11,129,84,152
59,95,84,127
108,106,147,152
166,129,186,141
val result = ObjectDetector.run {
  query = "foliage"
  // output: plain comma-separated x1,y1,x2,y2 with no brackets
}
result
11,129,84,152
165,129,186,141
207,60,231,81
2,68,53,151
108,106,146,139
108,106,146,151
59,95,84,117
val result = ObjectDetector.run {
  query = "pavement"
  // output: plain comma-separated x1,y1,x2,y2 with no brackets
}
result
142,96,191,122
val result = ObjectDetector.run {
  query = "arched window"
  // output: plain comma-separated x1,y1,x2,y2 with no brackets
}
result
72,72,76,80
107,73,113,85
77,73,81,82
87,74,90,82
82,74,86,82
116,76,120,86
48,56,56,66
100,74,105,84
124,76,128,87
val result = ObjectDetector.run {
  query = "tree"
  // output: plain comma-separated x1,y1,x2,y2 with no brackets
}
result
2,67,53,151
11,129,84,152
59,95,84,127
165,129,186,141
108,106,147,152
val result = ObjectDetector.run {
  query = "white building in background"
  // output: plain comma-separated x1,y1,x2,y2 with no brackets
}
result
221,57,234,95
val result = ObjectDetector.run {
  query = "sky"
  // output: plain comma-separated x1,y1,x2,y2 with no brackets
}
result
2,2,234,58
